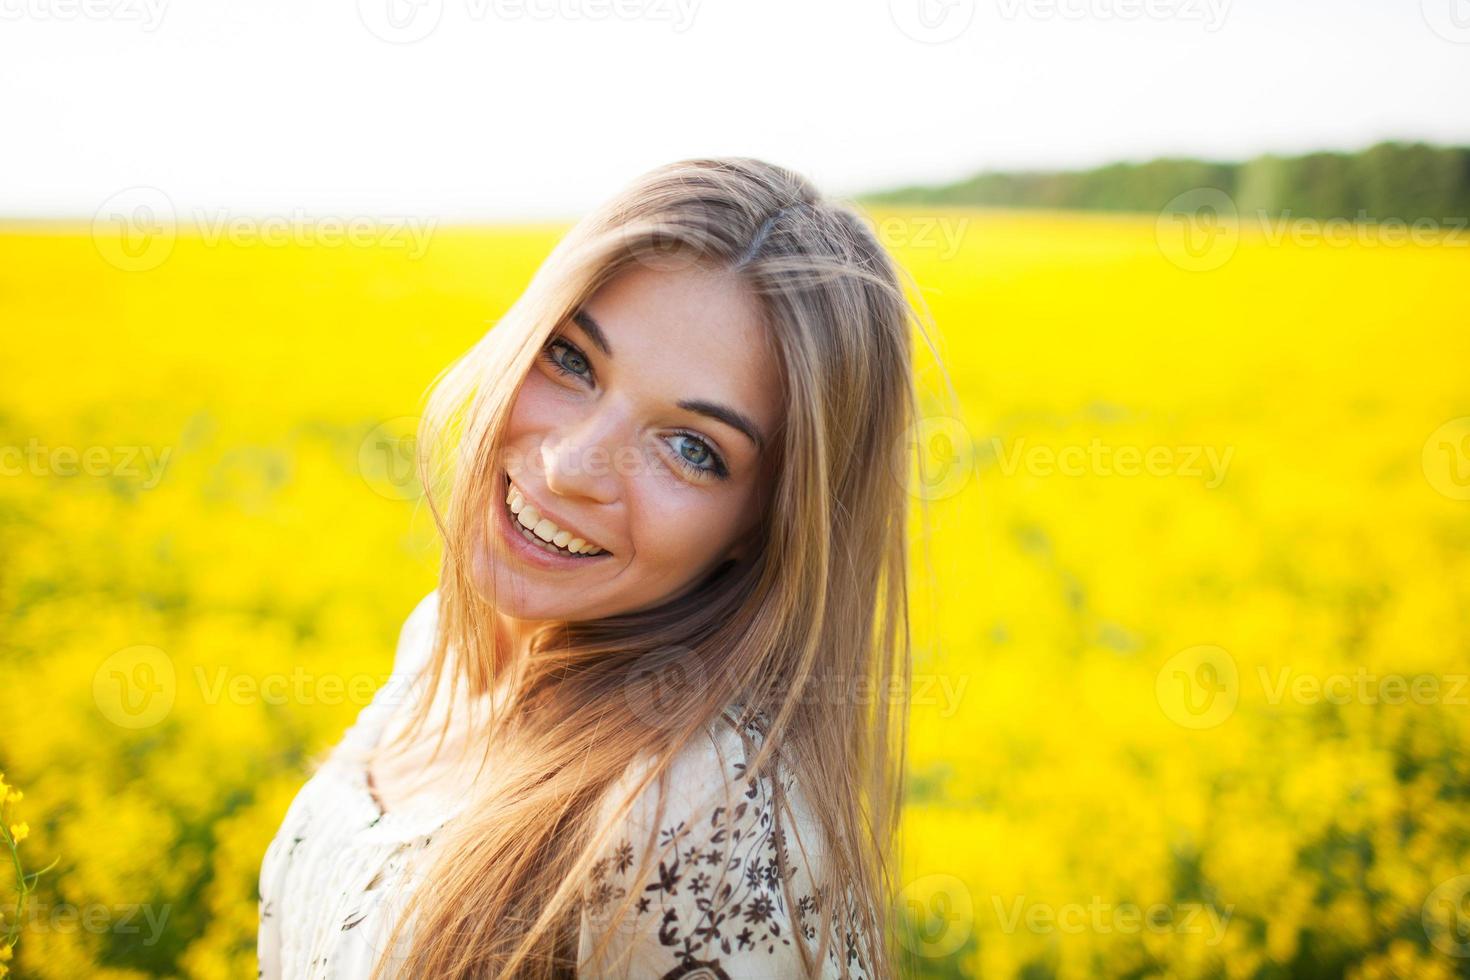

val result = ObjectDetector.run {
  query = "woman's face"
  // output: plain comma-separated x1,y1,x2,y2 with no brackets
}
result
479,262,783,623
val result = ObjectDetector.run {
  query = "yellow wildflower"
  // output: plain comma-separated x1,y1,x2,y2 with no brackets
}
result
8,822,27,843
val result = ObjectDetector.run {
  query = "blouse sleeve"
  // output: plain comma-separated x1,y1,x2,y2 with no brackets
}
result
578,712,873,979
256,588,440,979
257,886,281,980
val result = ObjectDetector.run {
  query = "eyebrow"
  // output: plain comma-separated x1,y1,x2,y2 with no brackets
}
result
570,308,766,453
571,309,612,357
678,398,766,453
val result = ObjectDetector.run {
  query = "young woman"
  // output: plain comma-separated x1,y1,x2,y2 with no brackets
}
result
258,157,929,978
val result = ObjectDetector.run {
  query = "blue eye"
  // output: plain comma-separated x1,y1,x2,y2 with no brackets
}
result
666,432,728,480
542,337,592,382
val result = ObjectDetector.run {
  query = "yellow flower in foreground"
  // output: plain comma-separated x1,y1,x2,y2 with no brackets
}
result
5,790,20,803
8,823,27,843
0,943,11,960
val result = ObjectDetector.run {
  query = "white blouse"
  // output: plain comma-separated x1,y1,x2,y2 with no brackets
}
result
258,591,873,979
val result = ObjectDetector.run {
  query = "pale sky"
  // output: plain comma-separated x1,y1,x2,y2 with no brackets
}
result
4,0,1467,220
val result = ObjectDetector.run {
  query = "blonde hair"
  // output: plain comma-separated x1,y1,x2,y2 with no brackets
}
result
367,157,934,978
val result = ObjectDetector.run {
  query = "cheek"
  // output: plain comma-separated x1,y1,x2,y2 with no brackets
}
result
506,375,564,434
627,480,745,568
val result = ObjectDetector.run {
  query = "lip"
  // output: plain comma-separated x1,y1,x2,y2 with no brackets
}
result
495,472,613,570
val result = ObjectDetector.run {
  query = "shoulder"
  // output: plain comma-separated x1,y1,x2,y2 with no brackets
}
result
580,707,869,978
608,706,785,833
594,706,807,883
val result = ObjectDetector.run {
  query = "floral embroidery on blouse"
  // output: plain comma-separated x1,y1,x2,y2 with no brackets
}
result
581,709,873,979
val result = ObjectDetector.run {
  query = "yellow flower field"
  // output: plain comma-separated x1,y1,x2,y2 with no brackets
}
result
1,207,1467,978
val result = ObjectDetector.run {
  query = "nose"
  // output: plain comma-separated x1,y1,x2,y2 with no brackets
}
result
539,404,627,505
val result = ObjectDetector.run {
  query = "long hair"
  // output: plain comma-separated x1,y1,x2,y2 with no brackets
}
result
366,157,934,978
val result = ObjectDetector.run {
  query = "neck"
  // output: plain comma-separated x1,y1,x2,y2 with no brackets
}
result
480,607,555,693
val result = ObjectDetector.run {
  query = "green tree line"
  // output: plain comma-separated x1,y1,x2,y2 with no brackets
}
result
860,141,1470,221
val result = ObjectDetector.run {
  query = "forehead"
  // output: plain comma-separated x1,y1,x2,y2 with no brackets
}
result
581,264,784,447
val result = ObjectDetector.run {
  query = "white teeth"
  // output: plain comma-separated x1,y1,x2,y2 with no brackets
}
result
503,479,607,556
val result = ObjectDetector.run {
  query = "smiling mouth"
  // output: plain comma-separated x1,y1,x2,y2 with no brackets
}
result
502,473,610,559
